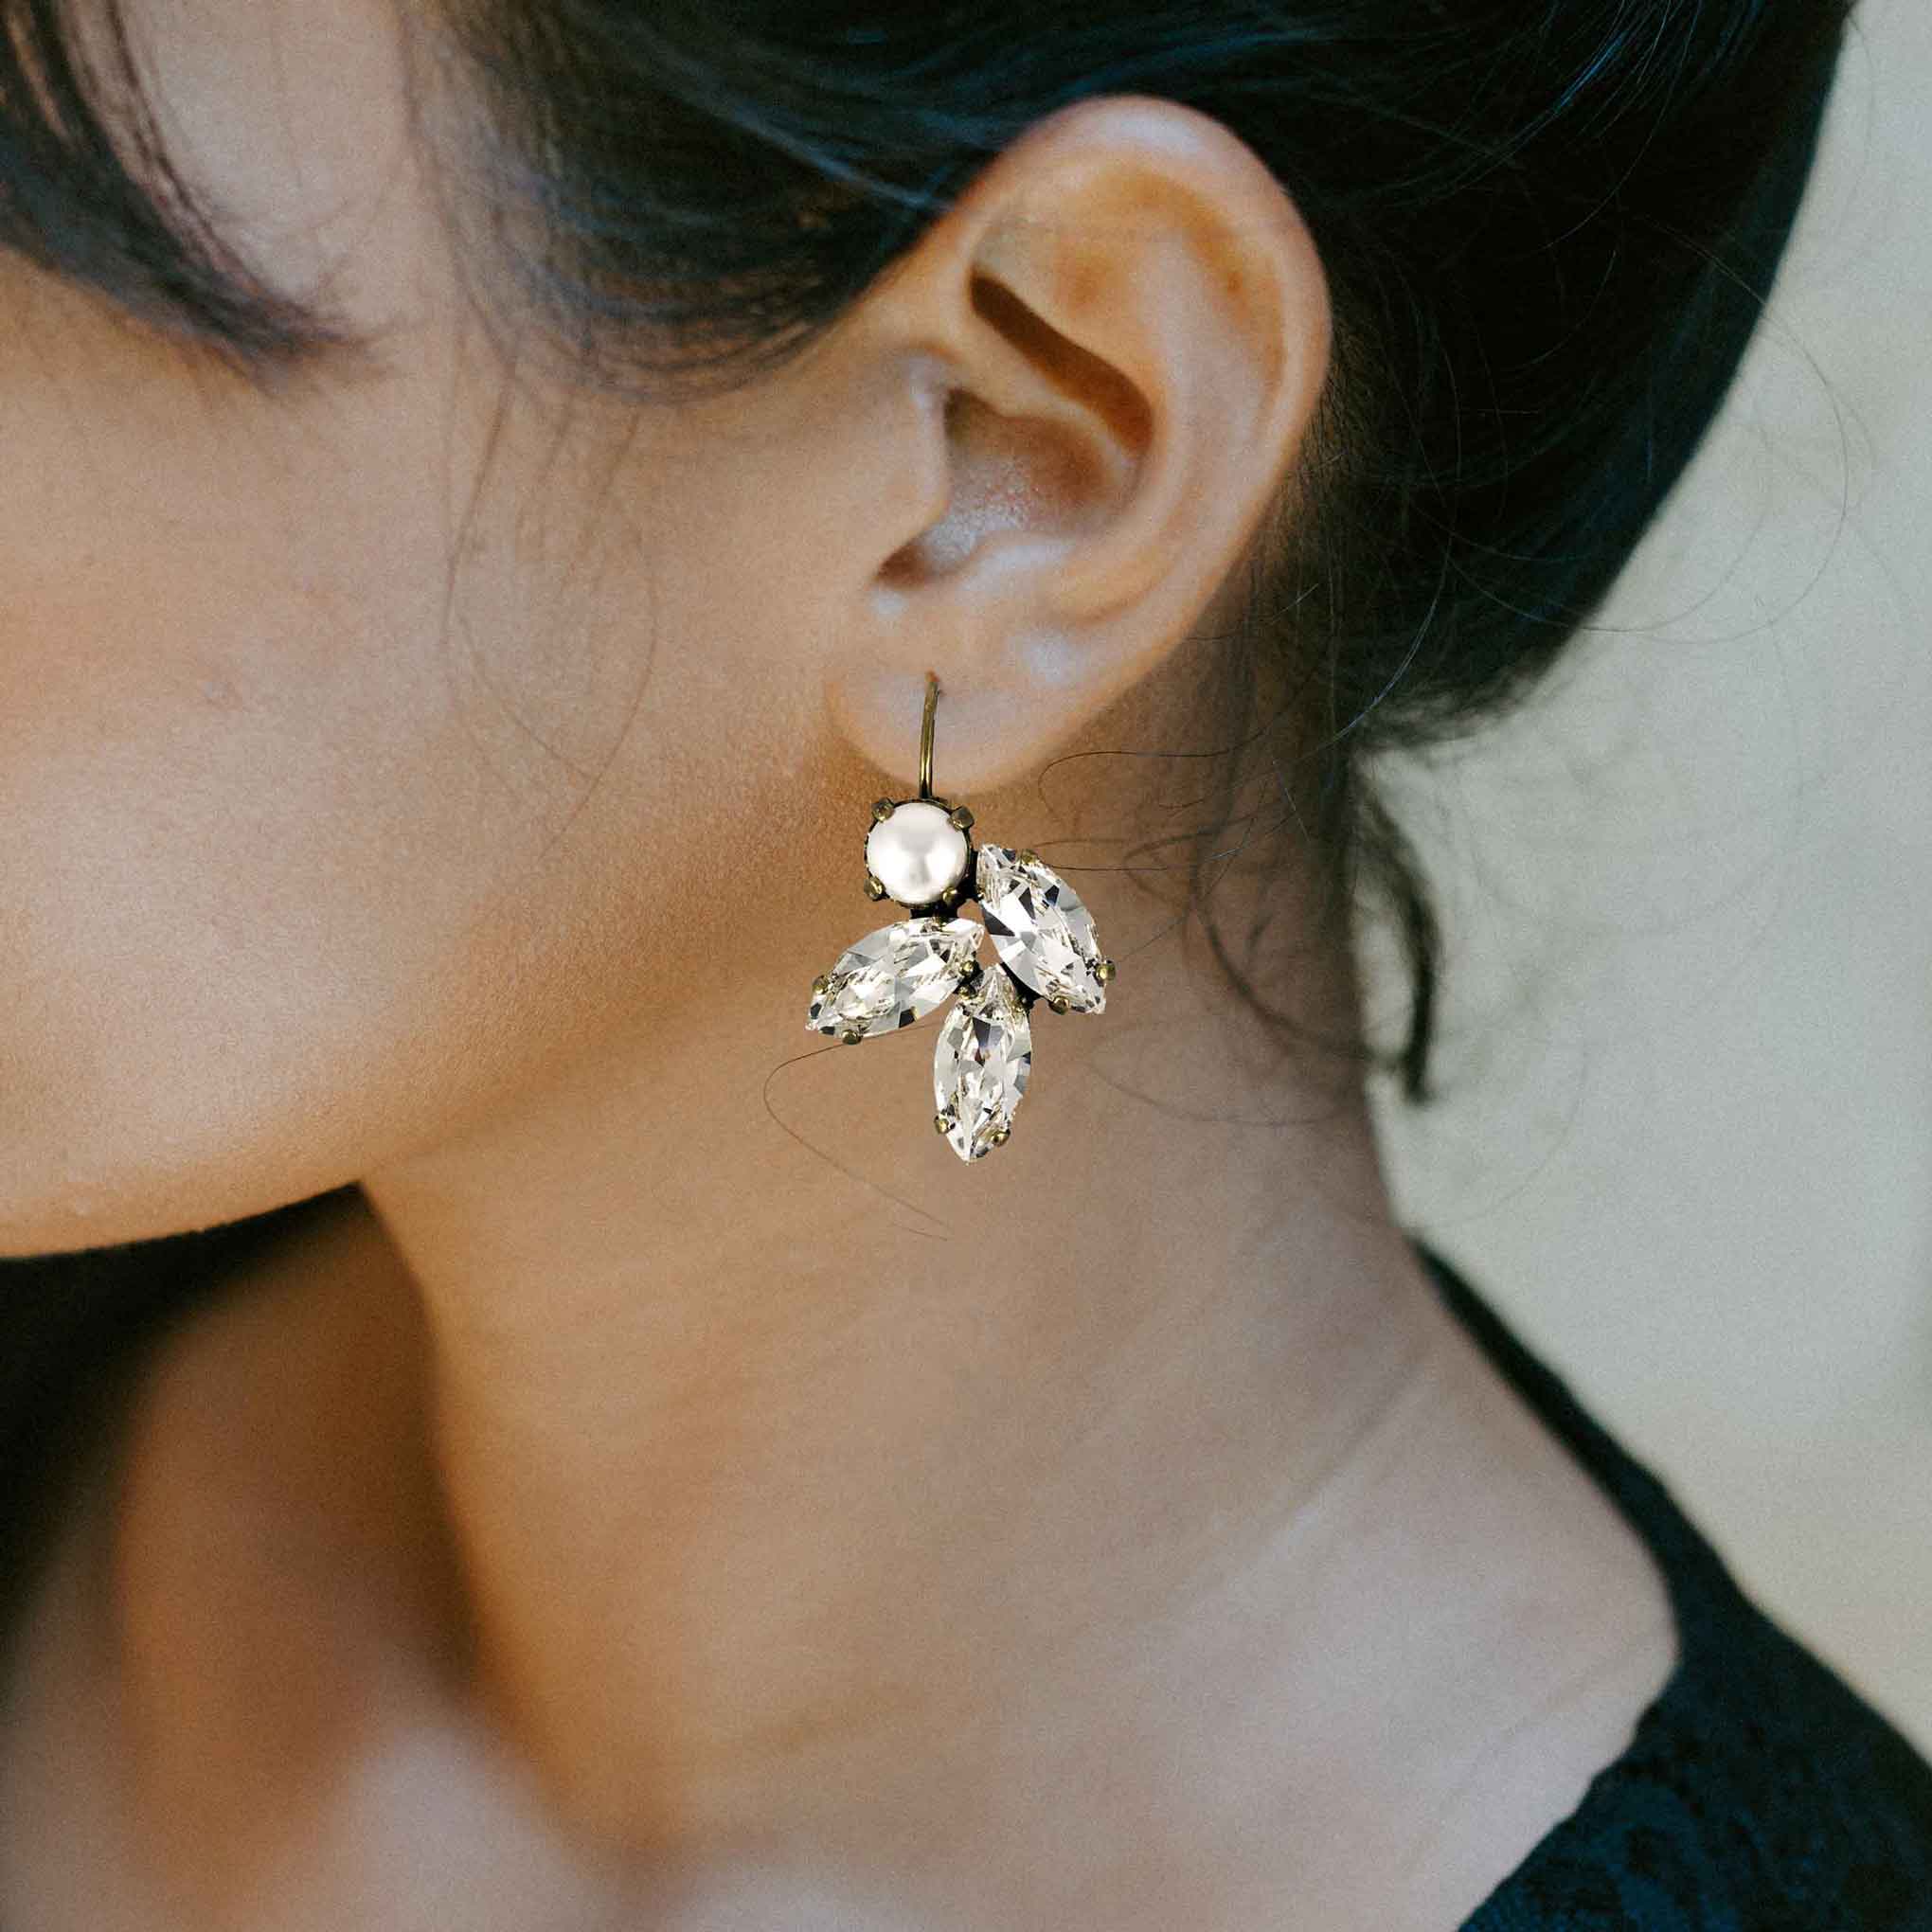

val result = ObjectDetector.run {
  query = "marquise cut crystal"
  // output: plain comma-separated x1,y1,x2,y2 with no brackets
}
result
975,845,1107,1013
934,966,1031,1161
806,917,982,1041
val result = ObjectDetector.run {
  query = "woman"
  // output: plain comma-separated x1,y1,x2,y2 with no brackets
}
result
1,0,1926,1925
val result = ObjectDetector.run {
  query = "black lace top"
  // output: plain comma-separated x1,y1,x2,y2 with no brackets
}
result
1417,1240,1932,1929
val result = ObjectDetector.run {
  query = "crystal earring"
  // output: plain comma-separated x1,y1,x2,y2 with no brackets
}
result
805,671,1115,1161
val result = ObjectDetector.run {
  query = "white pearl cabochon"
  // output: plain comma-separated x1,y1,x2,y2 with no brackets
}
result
866,800,970,906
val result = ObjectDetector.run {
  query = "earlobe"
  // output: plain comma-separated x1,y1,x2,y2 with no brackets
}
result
829,92,1332,794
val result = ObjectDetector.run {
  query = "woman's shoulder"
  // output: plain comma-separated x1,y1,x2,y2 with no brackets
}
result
1480,1597,1932,1928
1415,1241,1932,1930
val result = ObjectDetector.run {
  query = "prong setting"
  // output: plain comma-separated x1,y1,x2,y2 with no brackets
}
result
865,797,971,909
809,675,1106,1161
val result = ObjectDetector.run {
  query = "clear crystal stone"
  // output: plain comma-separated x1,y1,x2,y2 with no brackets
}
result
806,917,982,1041
975,846,1107,1013
933,966,1031,1160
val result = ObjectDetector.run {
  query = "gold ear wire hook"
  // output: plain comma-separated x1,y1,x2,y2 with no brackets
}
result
919,671,939,802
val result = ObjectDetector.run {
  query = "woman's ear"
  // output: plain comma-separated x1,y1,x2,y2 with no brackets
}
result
821,92,1333,793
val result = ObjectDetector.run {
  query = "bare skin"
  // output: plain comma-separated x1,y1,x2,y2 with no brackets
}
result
0,3,1676,1927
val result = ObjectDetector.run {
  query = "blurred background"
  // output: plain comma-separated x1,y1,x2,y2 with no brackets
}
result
1370,0,1932,1749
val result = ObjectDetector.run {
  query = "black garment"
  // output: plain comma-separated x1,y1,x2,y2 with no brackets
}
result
1417,1241,1932,1929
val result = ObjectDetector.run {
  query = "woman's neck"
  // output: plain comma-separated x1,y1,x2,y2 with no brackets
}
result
63,871,1676,1928
361,898,1439,1850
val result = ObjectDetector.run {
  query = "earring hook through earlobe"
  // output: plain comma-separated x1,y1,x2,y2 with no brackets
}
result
919,671,939,802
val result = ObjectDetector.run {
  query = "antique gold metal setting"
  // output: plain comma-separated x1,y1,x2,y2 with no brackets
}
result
803,672,1114,1161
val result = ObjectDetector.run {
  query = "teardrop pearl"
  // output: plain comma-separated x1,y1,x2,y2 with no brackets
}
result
866,800,970,907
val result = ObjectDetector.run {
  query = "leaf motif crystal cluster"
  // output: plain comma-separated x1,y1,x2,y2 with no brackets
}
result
805,793,1114,1162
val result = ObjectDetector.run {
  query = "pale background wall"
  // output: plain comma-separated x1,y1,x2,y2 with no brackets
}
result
1369,0,1932,1750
